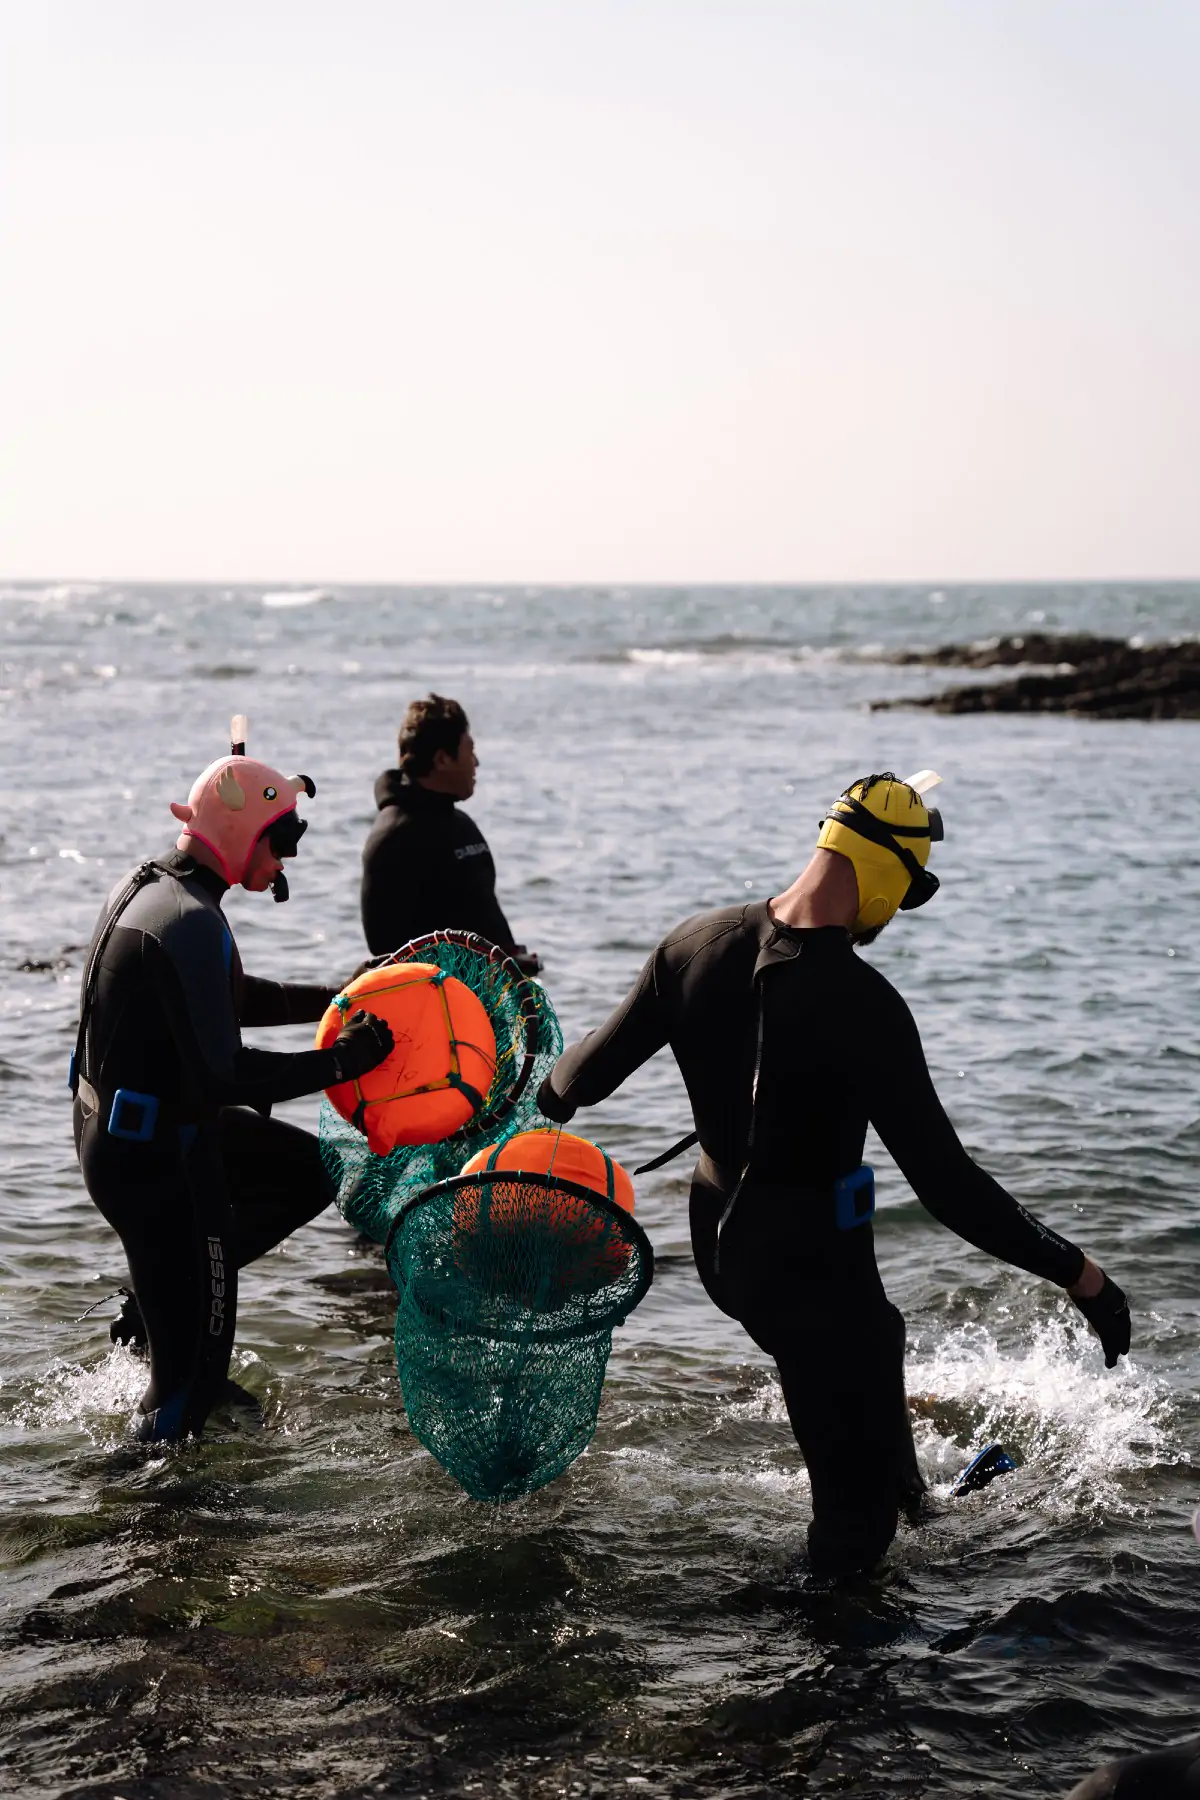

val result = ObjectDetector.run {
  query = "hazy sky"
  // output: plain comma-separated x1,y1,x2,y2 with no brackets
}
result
2,1,1197,582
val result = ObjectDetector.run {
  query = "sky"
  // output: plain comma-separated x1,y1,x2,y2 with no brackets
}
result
1,1,1198,583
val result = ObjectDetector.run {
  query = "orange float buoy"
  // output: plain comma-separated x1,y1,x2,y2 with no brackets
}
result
460,1130,634,1211
316,963,496,1157
454,1129,635,1297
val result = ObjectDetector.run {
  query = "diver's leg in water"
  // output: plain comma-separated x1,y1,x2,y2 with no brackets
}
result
887,1306,927,1517
217,1106,336,1268
715,1184,924,1576
770,1302,921,1578
77,1109,237,1440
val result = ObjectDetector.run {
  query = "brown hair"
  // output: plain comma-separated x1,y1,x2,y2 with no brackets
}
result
398,694,469,778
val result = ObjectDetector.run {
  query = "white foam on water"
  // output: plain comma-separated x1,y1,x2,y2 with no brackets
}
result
0,582,104,605
260,587,333,608
724,1378,790,1426
613,641,903,676
625,647,703,668
18,1347,145,1443
906,1312,1175,1518
683,1320,1172,1523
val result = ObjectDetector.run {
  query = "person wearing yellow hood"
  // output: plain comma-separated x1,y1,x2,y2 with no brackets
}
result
538,770,1130,1578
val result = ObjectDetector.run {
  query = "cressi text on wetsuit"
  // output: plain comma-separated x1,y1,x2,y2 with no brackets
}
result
539,901,1085,1575
360,770,517,957
73,850,344,1441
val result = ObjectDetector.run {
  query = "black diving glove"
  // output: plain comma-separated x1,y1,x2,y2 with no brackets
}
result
536,1073,575,1124
1070,1271,1131,1368
348,951,395,984
330,1009,394,1082
511,945,543,975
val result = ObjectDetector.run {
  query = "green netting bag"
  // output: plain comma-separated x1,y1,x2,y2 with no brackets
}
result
384,1170,654,1502
319,931,564,1242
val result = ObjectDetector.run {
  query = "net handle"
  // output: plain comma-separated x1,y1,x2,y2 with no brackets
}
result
382,930,544,1132
383,1167,656,1327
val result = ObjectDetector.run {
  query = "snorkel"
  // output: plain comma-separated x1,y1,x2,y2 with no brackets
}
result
170,716,316,901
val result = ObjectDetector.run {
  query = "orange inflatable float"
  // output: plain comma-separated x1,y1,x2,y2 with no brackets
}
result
316,963,496,1157
454,1129,635,1295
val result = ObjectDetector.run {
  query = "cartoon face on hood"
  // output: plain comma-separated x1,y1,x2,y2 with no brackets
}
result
169,719,315,890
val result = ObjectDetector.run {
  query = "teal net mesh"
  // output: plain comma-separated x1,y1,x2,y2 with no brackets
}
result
386,1171,654,1502
319,932,564,1243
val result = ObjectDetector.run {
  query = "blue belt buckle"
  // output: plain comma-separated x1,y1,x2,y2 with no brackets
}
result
834,1163,875,1231
107,1089,160,1143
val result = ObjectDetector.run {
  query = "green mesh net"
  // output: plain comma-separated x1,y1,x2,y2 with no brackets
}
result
385,1171,654,1501
319,932,564,1243
318,933,651,1501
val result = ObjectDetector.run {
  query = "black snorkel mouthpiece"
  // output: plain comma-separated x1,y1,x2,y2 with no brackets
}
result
264,808,308,904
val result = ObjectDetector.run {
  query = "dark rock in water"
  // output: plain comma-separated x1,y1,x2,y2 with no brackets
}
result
874,634,1200,719
885,631,1129,670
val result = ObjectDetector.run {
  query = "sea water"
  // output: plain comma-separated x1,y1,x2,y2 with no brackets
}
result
1,582,1197,1798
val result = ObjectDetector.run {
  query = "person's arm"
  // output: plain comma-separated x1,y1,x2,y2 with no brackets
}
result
867,984,1085,1287
361,823,417,957
539,950,670,1121
154,922,387,1109
240,975,341,1027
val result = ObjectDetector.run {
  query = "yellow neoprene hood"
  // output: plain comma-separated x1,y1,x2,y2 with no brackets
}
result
817,769,944,934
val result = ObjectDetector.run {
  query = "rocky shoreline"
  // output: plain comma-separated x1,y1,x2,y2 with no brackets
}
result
873,633,1200,719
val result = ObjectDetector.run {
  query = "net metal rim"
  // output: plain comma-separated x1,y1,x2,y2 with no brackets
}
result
386,1168,656,1341
381,929,543,1132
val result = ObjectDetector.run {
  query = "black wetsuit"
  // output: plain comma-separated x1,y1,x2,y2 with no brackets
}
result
540,902,1084,1576
360,770,517,956
72,851,342,1441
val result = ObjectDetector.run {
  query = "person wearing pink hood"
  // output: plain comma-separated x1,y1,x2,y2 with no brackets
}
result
71,718,393,1443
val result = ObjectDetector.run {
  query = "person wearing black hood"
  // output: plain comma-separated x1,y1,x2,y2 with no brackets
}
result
360,694,540,972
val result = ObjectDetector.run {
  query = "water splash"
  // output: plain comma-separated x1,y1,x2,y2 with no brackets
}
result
907,1311,1175,1517
17,1346,145,1443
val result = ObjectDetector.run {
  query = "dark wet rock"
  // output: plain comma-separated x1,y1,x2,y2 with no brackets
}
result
15,942,85,972
874,635,1200,719
884,631,1129,670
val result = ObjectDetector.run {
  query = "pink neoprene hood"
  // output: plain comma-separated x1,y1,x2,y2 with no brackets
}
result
170,756,307,886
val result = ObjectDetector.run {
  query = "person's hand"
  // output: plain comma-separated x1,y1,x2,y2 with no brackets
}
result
536,1072,574,1124
348,951,395,984
1068,1266,1131,1368
512,946,542,975
330,1008,394,1082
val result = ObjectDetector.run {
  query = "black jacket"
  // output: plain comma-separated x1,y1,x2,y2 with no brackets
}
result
360,770,516,956
541,901,1084,1287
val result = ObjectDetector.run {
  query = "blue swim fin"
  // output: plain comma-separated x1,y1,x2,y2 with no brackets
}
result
951,1442,1018,1497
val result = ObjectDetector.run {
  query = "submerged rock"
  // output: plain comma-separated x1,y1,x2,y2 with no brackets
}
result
874,634,1200,719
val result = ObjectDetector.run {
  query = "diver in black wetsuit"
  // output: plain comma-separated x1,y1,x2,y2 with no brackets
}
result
360,693,540,971
72,722,393,1443
538,770,1131,1577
